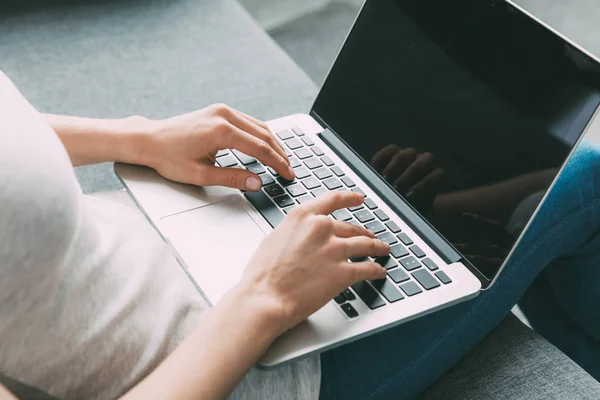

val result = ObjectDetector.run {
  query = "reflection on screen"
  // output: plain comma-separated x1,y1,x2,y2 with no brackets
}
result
312,0,600,280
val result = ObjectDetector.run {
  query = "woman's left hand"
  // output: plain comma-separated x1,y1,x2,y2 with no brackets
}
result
141,103,295,191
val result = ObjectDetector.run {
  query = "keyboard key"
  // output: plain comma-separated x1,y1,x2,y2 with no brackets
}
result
364,198,377,209
410,245,426,258
286,138,303,150
351,281,386,309
312,146,325,156
331,166,345,177
288,157,301,168
354,210,375,223
264,184,284,197
400,281,423,297
341,176,356,188
386,221,401,233
302,136,315,146
244,191,284,228
342,288,356,301
374,209,389,221
246,163,265,175
397,233,413,245
376,232,398,245
283,206,295,214
390,244,409,259
374,256,398,270
371,278,404,303
273,194,295,208
302,177,321,190
314,168,333,180
304,157,323,170
332,209,352,221
341,303,359,318
334,294,345,304
435,270,452,284
311,187,328,197
295,148,312,159
267,167,278,176
365,221,386,234
296,196,313,206
400,256,421,271
321,156,334,166
422,258,439,271
285,148,292,158
294,167,311,179
388,268,410,283
277,176,296,187
292,127,305,136
350,256,368,263
216,150,229,158
287,184,307,197
232,150,256,165
276,129,294,140
324,177,343,190
412,269,441,290
260,174,275,186
216,154,237,167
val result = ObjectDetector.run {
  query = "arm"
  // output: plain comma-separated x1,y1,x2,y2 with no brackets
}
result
121,192,389,399
45,103,296,190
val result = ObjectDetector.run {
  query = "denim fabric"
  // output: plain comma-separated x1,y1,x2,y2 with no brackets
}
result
320,140,600,399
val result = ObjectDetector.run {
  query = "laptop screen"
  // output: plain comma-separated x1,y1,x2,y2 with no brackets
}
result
312,0,600,281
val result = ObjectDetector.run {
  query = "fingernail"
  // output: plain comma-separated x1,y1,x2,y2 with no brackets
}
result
288,166,296,178
245,176,262,191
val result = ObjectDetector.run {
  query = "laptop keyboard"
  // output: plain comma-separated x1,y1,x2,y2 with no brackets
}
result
216,127,452,319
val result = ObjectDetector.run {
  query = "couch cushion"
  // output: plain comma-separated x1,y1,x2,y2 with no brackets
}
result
421,314,600,399
0,0,317,192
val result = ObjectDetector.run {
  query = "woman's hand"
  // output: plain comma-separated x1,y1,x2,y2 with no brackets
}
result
240,191,390,334
144,103,295,191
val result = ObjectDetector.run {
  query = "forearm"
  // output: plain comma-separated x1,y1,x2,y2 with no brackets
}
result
121,284,284,400
45,114,155,167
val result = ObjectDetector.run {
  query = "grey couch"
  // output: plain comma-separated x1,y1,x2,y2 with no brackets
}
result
2,0,600,398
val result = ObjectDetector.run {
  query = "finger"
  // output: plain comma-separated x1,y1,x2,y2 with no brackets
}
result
392,152,436,193
192,164,263,191
303,191,365,216
230,110,288,163
341,236,391,259
332,220,375,239
225,125,295,180
341,260,387,285
381,148,418,182
370,145,401,171
405,167,444,197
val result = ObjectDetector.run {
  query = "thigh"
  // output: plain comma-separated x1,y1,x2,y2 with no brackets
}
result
320,141,600,400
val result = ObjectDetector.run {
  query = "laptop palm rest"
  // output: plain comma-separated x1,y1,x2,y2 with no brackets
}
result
159,197,266,305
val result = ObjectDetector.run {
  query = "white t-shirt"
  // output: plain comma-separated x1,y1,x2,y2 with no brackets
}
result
0,72,320,399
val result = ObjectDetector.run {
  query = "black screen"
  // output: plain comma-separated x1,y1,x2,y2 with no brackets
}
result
312,0,600,280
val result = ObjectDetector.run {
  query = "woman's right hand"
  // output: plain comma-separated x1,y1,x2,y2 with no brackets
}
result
240,191,390,335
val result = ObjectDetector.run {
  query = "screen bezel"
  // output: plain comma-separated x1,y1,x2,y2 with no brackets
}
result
309,0,600,289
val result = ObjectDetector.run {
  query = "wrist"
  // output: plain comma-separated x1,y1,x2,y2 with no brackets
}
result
224,281,291,341
114,116,160,167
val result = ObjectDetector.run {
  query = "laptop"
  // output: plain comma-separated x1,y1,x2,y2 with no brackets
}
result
115,0,600,367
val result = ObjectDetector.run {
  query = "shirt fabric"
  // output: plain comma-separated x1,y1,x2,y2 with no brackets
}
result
0,71,320,400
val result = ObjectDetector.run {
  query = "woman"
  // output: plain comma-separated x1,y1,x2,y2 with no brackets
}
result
2,70,600,400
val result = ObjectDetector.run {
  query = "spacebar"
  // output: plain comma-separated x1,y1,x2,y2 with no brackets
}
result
244,191,284,228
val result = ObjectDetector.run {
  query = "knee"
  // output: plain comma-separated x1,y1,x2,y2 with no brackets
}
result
557,140,600,205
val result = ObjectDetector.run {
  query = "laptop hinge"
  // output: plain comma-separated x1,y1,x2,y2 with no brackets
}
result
309,111,470,270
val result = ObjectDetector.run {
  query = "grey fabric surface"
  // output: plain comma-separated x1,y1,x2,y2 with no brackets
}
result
420,314,600,399
0,0,317,193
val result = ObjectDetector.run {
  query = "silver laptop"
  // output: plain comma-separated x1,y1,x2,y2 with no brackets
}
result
115,0,600,367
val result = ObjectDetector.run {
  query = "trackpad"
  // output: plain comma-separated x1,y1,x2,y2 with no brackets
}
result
159,197,266,305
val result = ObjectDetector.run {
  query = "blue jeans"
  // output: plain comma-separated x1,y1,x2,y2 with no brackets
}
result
319,141,600,399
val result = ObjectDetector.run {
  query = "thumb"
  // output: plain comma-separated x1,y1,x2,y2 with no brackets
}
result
346,260,387,285
194,164,263,191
